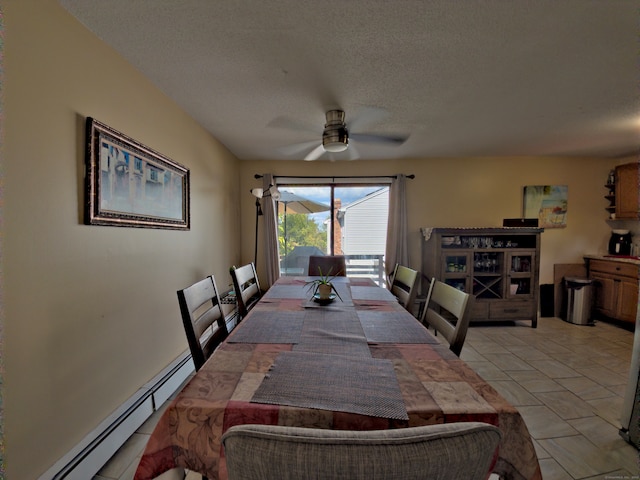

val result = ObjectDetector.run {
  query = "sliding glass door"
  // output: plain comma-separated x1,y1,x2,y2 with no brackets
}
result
276,184,389,285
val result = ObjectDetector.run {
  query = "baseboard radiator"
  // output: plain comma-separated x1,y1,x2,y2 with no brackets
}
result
39,350,195,480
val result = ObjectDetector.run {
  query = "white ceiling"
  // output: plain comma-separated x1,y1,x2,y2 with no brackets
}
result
59,0,640,161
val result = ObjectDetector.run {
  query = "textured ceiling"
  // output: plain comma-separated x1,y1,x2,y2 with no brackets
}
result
59,0,640,161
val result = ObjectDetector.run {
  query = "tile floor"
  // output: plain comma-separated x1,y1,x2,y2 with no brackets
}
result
95,316,640,480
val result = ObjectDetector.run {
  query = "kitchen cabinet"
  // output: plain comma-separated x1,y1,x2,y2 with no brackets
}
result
586,258,639,326
421,227,542,327
609,162,639,219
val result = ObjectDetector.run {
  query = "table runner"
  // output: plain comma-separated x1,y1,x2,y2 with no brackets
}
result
358,310,439,344
251,350,409,420
294,308,371,356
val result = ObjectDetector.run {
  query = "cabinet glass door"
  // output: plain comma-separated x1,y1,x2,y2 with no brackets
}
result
507,252,535,297
441,252,470,292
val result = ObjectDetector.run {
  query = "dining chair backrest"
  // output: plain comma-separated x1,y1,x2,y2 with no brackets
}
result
177,276,229,371
421,278,474,356
230,263,262,318
390,264,419,311
308,255,347,277
222,422,502,480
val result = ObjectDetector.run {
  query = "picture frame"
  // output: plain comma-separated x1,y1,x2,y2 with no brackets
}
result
523,185,567,228
85,117,190,230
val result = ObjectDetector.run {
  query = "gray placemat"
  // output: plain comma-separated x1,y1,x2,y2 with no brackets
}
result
227,310,303,343
294,328,371,357
293,334,371,357
251,351,409,420
350,286,398,302
293,309,370,356
301,309,364,335
263,284,310,299
358,311,438,344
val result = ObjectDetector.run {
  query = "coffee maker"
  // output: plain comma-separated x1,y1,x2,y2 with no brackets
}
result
609,229,632,255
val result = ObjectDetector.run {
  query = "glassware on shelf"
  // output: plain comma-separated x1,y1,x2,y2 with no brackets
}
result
474,253,483,271
512,256,521,272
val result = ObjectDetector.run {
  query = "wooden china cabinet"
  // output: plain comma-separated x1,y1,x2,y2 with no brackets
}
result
421,227,543,327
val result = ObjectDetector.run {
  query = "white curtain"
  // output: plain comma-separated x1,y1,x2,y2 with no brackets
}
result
261,174,280,287
385,174,409,287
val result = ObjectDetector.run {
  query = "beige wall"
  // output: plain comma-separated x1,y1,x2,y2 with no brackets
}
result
5,2,240,478
240,157,623,286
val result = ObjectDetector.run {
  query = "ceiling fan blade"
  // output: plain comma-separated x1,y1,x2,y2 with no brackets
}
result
278,140,321,156
346,144,360,160
348,106,390,132
351,132,409,145
304,144,326,161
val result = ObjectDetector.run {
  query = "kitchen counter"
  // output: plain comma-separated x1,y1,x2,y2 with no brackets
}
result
584,254,640,265
584,255,639,325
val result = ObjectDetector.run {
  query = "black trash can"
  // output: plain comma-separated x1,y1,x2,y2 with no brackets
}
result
564,277,594,325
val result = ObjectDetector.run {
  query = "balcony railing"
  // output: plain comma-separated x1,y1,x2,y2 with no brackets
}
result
281,253,386,287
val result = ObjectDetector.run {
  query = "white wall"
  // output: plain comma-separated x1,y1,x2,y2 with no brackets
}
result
4,2,240,478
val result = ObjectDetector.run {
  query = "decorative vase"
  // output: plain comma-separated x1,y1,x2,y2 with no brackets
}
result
318,283,332,300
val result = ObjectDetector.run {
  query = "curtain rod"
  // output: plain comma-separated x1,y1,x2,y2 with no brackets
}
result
254,174,415,180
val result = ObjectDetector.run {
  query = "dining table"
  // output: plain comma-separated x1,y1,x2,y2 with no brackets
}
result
134,275,542,480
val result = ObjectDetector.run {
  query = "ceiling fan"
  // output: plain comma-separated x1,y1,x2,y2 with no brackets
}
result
274,108,409,161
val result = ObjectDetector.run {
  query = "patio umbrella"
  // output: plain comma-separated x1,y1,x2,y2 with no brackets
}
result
277,191,330,255
277,191,330,214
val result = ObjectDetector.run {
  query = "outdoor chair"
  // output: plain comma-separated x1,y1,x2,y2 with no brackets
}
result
308,255,347,276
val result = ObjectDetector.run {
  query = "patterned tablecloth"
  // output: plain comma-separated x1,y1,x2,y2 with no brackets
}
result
134,276,541,480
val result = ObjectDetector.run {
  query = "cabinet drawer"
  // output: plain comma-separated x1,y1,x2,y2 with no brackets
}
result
589,259,639,279
489,301,535,319
470,301,489,320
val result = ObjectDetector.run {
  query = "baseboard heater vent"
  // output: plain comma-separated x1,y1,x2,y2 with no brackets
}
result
39,351,194,480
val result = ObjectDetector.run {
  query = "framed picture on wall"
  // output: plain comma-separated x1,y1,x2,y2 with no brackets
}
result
523,185,567,228
84,117,190,229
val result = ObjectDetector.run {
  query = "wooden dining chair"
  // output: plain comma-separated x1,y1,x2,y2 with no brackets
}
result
308,255,347,276
420,278,475,356
389,263,419,312
177,276,229,371
222,422,502,480
230,263,262,319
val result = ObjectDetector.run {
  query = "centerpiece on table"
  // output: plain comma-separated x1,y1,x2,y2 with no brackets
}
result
305,268,343,304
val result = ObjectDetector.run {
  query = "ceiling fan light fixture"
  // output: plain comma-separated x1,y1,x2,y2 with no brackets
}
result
322,125,349,152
